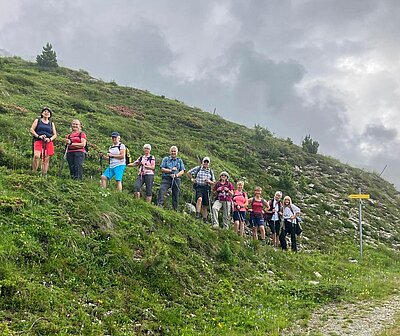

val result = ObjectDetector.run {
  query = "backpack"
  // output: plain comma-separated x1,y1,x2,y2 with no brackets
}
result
232,191,247,208
265,199,282,221
250,197,268,207
191,165,214,187
191,165,214,178
232,191,247,200
138,155,154,164
68,132,89,154
137,155,154,173
110,143,132,165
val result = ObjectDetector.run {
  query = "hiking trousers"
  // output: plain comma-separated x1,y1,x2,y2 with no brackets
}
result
157,176,181,210
279,219,298,251
212,200,232,229
66,151,85,180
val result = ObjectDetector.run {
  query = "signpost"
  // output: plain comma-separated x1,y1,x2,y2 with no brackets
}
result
348,189,370,258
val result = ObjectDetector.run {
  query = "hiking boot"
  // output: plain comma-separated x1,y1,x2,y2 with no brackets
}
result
196,212,201,219
203,218,208,224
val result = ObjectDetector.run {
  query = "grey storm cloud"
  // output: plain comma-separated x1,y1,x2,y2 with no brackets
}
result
363,124,398,143
1,0,400,188
160,41,308,128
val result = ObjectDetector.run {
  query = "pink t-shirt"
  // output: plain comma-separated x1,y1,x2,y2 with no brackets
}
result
67,132,86,153
133,154,155,175
232,190,248,211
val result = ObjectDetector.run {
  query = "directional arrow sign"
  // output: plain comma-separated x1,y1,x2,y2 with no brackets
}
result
348,194,370,199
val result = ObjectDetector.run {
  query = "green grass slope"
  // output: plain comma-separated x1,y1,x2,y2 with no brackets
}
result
1,56,400,335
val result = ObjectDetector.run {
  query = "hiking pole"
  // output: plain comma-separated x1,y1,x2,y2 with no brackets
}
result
207,187,215,226
171,174,181,193
41,139,47,177
223,199,229,229
99,154,104,174
58,145,68,177
238,210,246,237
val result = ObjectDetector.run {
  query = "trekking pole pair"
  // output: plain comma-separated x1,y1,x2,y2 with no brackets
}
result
171,174,181,192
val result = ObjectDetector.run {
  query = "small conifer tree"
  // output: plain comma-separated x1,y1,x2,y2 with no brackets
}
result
301,134,319,154
36,43,58,68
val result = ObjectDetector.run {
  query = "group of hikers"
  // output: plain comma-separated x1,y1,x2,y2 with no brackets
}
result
30,107,302,251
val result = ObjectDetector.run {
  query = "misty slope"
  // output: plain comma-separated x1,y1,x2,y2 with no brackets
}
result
1,56,400,335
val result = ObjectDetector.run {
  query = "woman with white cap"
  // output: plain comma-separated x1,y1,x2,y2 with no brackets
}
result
100,131,126,191
212,171,234,229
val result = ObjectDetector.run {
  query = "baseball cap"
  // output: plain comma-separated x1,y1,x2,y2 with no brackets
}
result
111,131,120,137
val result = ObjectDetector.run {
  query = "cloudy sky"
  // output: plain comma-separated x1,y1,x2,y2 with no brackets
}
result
1,0,400,189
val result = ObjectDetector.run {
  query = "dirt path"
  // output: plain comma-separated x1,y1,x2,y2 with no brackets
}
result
286,294,400,336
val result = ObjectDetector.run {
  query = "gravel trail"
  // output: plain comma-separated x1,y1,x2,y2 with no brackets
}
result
285,294,400,336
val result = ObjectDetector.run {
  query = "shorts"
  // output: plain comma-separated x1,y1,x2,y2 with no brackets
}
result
134,174,154,196
195,185,211,206
102,165,126,181
34,140,55,156
233,211,246,222
268,219,281,234
249,213,265,228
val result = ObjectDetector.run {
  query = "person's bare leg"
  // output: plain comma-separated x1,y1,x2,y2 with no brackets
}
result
116,181,122,191
32,151,41,171
101,176,108,188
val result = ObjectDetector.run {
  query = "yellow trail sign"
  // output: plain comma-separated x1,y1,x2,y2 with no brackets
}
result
348,194,370,199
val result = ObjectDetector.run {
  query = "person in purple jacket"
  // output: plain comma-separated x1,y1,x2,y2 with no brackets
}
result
211,171,234,229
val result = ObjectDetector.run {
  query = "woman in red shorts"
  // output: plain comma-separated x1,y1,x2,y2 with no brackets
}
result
30,107,57,175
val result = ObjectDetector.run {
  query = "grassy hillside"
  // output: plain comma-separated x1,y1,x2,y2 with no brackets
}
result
1,56,400,335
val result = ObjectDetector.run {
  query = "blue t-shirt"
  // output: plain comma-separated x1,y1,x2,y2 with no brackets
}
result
160,156,185,178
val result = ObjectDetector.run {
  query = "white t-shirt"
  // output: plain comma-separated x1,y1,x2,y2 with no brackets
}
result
283,204,301,223
108,143,126,168
271,200,280,221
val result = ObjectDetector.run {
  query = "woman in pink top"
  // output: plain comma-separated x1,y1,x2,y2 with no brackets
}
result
232,181,248,237
65,119,87,180
248,186,270,242
128,144,155,202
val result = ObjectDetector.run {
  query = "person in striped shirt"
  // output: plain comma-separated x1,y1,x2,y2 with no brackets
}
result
187,157,215,222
